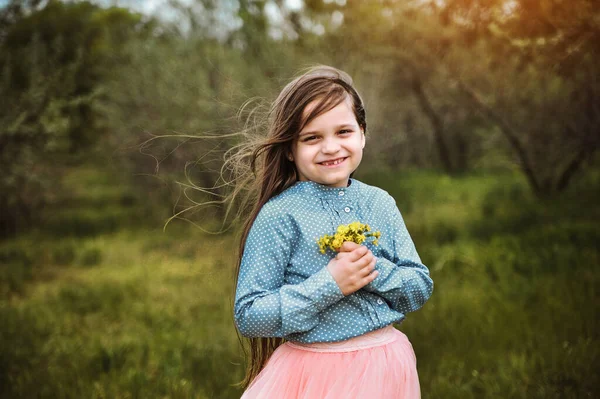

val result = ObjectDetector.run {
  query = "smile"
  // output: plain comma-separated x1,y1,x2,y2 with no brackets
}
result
319,157,347,166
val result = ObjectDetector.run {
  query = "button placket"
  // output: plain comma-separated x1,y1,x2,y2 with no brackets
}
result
355,291,379,328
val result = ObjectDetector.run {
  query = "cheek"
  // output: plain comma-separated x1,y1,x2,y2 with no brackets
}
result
297,145,316,159
292,149,310,169
352,137,365,153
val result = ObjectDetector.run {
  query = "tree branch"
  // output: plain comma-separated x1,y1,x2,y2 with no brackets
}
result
457,80,542,195
556,84,599,192
411,71,454,174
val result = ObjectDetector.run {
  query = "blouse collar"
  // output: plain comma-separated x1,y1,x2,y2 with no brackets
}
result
291,178,361,200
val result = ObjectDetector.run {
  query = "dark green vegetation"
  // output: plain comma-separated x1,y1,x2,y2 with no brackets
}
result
365,170,599,398
1,166,598,398
2,0,599,237
1,166,243,398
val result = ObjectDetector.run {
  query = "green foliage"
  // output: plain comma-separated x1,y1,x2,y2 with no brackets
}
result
2,0,598,239
79,247,103,267
0,304,55,398
50,241,77,265
0,229,243,398
0,244,34,295
0,1,146,236
312,0,599,192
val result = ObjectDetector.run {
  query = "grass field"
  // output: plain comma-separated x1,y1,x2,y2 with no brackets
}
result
1,166,598,398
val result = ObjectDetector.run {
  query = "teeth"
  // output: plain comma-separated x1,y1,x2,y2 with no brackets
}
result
322,158,344,166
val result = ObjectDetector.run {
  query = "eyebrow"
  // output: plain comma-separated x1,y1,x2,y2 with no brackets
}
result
299,123,358,137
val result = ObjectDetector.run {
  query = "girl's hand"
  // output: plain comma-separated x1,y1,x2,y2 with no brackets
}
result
326,243,378,296
337,241,363,255
336,241,377,262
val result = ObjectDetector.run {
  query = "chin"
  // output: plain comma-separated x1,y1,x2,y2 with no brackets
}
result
321,178,349,187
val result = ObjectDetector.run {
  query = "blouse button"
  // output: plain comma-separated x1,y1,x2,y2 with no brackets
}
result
377,299,384,305
338,191,345,196
344,207,351,213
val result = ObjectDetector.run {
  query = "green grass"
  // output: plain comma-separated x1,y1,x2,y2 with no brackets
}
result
1,229,243,398
1,166,598,398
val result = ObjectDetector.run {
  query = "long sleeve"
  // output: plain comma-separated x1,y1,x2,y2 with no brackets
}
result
362,194,433,314
234,203,345,338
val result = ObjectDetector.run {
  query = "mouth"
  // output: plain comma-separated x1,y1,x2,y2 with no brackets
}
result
318,157,347,166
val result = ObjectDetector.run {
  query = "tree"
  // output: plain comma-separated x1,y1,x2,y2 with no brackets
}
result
441,0,600,195
304,0,599,193
0,0,145,236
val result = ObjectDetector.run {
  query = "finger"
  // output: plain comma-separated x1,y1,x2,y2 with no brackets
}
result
353,251,374,269
334,252,347,261
347,245,368,262
362,270,379,286
339,241,360,253
359,257,377,277
352,247,373,261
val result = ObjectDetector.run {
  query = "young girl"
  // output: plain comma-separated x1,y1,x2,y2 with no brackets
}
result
232,65,434,398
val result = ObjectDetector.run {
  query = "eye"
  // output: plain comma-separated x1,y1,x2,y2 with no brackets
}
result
339,129,353,135
302,135,318,142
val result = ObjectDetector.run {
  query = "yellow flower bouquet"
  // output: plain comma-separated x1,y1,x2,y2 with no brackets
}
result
317,221,381,254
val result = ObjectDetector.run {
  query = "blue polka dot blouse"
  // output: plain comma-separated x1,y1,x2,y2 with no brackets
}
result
234,178,434,344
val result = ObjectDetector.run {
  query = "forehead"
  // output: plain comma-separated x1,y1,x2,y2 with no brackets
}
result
301,96,356,127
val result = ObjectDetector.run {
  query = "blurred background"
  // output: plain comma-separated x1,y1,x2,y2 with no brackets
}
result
0,0,598,398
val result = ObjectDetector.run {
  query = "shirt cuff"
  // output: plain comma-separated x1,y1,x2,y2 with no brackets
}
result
300,266,345,313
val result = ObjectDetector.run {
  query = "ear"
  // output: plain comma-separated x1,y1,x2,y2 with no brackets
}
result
360,127,366,149
287,152,294,162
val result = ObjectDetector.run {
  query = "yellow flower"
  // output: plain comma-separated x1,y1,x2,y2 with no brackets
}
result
332,236,343,250
317,234,334,254
317,221,382,254
348,221,362,233
336,225,350,235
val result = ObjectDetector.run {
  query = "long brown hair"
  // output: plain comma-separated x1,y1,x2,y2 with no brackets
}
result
227,65,367,389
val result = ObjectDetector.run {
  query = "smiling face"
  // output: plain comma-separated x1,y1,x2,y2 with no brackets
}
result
291,97,365,188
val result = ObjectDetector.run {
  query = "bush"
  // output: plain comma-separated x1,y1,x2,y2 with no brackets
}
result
0,245,34,295
78,247,102,267
51,241,77,265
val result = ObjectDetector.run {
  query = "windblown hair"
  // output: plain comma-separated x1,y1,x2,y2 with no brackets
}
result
226,65,367,389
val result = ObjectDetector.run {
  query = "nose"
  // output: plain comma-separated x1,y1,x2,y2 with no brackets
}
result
321,137,341,154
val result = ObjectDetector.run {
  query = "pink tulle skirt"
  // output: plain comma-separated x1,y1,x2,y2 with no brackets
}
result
241,325,421,399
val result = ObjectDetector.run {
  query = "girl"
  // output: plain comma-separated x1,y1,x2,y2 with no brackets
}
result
232,66,434,398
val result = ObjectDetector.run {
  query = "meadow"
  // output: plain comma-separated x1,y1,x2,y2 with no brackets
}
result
1,166,598,398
